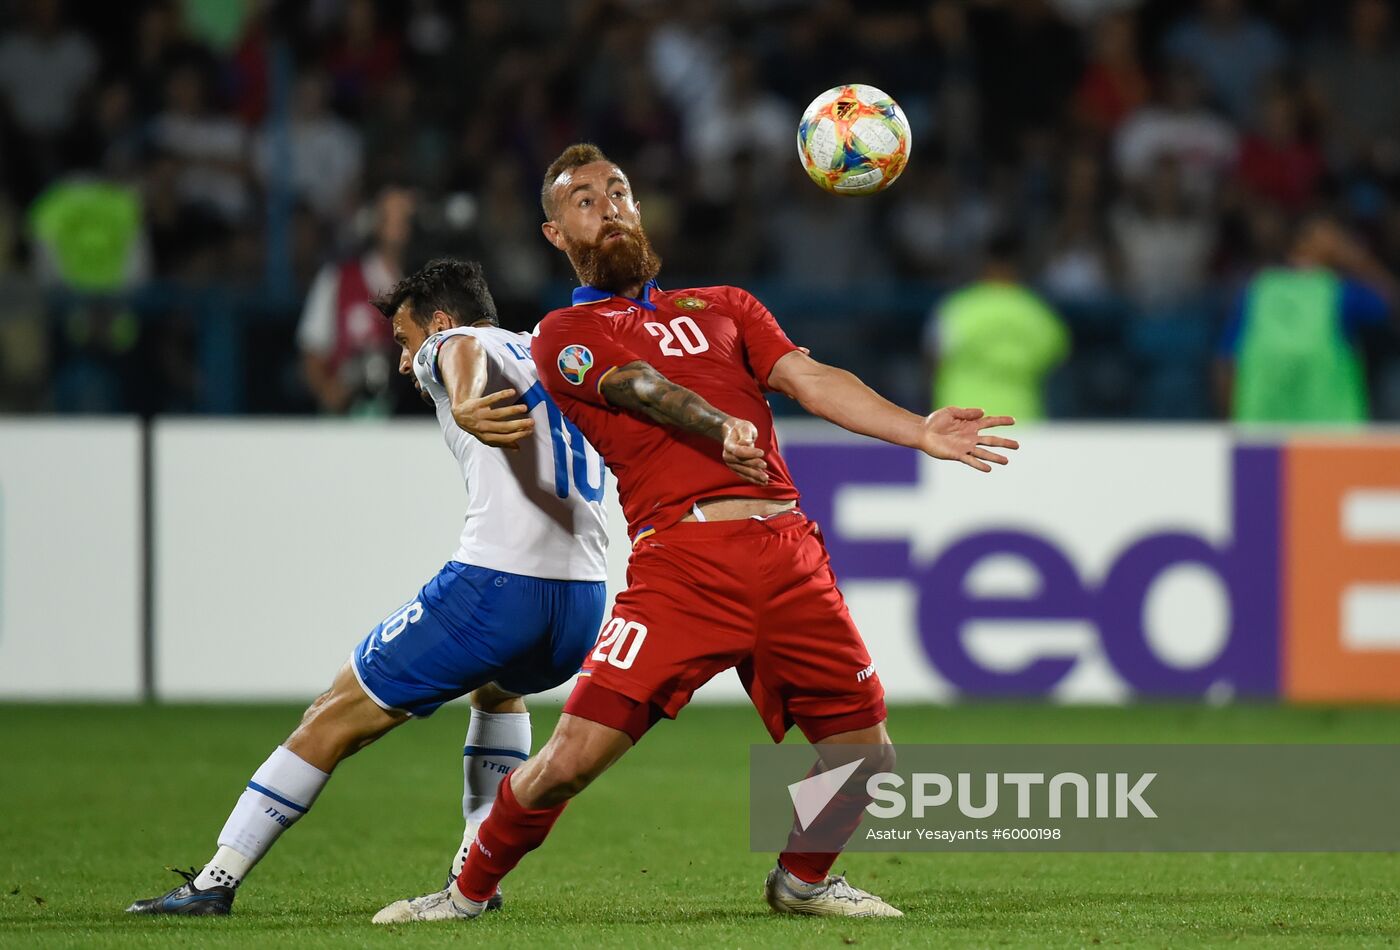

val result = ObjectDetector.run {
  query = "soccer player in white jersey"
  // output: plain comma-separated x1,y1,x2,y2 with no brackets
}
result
127,259,609,916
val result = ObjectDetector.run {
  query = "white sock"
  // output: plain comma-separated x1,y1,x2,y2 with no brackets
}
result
450,710,530,879
193,745,329,890
462,710,531,826
780,863,828,893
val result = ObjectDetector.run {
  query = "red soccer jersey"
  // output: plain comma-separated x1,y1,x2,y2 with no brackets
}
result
533,282,801,538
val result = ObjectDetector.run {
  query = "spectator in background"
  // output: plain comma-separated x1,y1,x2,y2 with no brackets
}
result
361,73,448,193
180,0,254,55
1039,150,1114,303
906,0,983,175
1235,84,1323,212
1112,157,1216,310
764,0,857,107
0,0,98,203
972,0,1082,161
1073,11,1149,139
227,3,271,125
28,175,148,293
924,233,1069,422
297,186,415,416
418,0,509,121
589,61,682,181
476,162,549,325
647,0,727,132
87,81,145,177
149,63,251,228
253,71,362,227
687,51,793,202
769,166,888,291
26,140,151,412
1115,63,1237,202
128,1,212,120
890,163,995,280
1163,0,1285,123
1048,0,1143,26
0,203,48,410
674,148,773,282
141,151,216,277
325,0,401,117
1219,217,1398,423
1306,0,1400,176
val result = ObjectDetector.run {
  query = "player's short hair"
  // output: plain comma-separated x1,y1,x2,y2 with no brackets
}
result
372,258,499,328
541,142,614,220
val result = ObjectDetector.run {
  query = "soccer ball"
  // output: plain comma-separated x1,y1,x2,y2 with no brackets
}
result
797,84,911,196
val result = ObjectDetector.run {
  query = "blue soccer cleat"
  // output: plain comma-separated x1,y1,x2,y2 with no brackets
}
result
126,866,235,916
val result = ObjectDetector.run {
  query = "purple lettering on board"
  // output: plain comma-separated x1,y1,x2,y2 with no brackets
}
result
786,441,1283,698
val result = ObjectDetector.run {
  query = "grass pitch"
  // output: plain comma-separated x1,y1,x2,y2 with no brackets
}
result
2,702,1398,948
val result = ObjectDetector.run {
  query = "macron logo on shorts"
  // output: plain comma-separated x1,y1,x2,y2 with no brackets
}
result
857,662,877,683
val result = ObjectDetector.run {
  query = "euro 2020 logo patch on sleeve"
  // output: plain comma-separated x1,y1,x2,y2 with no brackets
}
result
558,344,594,385
418,332,444,368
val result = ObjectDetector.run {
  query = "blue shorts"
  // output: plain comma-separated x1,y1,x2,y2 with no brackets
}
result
351,561,606,717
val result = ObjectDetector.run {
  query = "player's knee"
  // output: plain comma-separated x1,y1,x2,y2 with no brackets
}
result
863,742,897,778
472,682,526,715
832,742,895,787
297,689,334,728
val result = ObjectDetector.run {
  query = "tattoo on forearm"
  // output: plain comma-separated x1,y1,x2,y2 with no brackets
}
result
601,361,729,439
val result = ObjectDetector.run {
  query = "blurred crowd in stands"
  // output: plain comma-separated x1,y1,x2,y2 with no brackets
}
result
0,0,1397,419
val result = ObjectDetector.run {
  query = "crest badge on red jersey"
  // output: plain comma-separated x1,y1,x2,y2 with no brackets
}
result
674,296,708,311
558,344,594,385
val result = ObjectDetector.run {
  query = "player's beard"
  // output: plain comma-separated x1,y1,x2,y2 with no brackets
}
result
568,222,662,295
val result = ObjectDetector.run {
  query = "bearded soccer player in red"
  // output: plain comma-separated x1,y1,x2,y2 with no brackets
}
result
375,144,1018,924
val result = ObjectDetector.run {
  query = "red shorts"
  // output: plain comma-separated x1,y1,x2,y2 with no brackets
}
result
563,510,886,743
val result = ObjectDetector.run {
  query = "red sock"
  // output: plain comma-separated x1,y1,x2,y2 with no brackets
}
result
778,789,870,884
455,772,567,902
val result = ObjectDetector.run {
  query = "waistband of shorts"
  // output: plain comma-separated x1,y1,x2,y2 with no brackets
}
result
633,509,807,544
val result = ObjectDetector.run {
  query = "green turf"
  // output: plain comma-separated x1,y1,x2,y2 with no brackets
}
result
2,702,1398,948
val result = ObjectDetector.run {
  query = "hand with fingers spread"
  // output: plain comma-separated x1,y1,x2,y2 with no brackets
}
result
720,417,768,485
919,406,1019,473
451,387,535,450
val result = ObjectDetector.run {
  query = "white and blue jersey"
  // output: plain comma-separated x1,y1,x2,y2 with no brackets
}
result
352,325,609,717
414,325,608,581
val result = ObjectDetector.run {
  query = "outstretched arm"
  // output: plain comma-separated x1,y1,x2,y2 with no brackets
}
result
600,361,769,485
437,336,535,449
766,349,1018,472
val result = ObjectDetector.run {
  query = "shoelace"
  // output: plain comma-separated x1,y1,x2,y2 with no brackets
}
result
818,875,875,903
415,889,476,917
166,866,201,886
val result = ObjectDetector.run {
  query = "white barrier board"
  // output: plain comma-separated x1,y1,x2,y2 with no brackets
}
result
0,420,141,699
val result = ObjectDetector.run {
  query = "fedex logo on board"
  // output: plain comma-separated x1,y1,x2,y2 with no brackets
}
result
787,438,1400,702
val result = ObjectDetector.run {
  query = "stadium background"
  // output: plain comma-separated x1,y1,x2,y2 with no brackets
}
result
3,1,1400,946
2,0,1400,418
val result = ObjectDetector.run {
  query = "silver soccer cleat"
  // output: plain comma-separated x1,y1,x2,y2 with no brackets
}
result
371,885,486,924
763,865,904,918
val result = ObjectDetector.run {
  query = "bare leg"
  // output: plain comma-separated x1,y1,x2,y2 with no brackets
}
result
471,681,526,715
507,712,634,809
284,661,409,772
174,664,408,898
